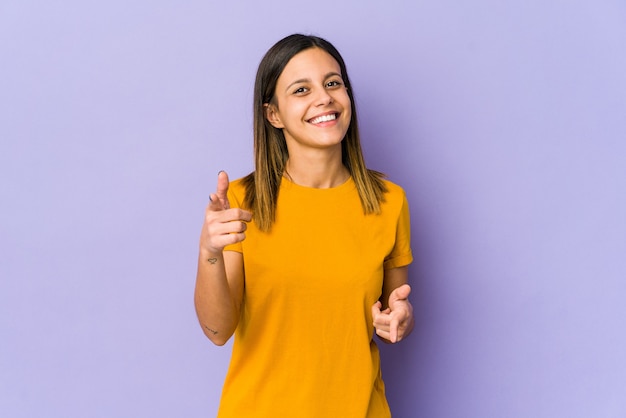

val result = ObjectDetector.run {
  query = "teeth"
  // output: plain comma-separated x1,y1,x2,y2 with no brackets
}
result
310,114,336,124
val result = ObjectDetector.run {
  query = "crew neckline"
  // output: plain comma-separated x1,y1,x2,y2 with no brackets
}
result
281,175,354,192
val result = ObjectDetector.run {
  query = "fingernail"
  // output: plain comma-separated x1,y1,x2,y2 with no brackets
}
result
218,170,224,175
209,195,213,202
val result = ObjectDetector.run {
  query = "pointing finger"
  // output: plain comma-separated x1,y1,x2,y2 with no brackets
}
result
216,171,230,209
389,316,399,343
207,171,231,211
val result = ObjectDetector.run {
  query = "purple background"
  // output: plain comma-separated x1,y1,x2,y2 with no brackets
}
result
2,1,625,417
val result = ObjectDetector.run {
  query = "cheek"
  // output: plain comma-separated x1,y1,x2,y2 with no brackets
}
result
339,91,352,112
342,99,352,121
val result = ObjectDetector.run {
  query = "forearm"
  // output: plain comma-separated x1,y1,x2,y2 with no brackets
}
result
194,250,242,345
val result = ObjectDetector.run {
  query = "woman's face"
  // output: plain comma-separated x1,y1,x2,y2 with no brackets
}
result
266,47,352,154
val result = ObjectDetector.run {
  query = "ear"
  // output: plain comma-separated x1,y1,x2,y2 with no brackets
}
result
264,103,284,129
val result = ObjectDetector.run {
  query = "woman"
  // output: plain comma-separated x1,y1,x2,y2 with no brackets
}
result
195,34,414,417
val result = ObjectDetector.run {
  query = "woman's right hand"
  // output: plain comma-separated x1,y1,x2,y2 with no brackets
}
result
200,171,252,254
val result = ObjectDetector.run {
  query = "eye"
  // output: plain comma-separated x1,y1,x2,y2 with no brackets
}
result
293,86,309,95
326,80,343,88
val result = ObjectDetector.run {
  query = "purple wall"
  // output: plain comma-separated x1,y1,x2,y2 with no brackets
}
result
2,1,625,416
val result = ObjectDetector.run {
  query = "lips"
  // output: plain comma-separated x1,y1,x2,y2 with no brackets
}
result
308,113,338,125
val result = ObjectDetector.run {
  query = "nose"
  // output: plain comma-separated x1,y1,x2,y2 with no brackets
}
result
315,88,334,106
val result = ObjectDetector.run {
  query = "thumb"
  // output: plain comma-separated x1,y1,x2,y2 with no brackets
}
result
209,171,230,210
389,284,411,307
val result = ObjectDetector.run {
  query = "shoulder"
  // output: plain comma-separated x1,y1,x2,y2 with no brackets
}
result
378,179,409,215
382,179,407,201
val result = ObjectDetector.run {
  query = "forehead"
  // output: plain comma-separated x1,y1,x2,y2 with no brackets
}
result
278,48,342,83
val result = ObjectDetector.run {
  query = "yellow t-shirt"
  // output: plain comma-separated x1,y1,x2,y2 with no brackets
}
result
218,176,413,417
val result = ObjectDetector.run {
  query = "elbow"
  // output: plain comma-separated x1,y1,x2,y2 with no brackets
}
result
209,334,230,346
202,325,234,346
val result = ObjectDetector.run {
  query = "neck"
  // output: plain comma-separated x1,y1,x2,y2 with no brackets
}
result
284,148,349,189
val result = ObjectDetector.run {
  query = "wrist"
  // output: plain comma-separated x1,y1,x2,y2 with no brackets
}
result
199,247,224,261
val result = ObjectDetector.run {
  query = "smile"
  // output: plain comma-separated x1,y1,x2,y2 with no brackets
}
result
308,113,337,125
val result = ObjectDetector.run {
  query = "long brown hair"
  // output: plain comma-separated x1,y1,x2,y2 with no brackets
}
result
243,34,387,231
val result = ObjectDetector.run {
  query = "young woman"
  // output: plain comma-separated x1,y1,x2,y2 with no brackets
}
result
195,34,414,417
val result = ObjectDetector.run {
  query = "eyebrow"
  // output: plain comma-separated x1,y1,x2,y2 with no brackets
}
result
285,72,343,92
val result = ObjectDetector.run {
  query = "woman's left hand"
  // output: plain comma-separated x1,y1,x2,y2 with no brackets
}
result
372,284,414,343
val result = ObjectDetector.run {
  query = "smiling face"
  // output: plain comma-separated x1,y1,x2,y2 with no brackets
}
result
265,47,352,155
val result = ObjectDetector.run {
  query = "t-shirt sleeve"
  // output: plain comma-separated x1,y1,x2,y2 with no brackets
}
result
383,190,413,270
223,182,244,254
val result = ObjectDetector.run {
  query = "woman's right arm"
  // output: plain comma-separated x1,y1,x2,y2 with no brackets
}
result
194,171,252,346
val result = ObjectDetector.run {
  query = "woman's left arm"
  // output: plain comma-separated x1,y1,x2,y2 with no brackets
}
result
372,266,414,343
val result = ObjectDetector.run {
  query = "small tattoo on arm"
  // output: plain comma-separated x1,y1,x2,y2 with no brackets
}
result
204,325,218,335
207,258,217,264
